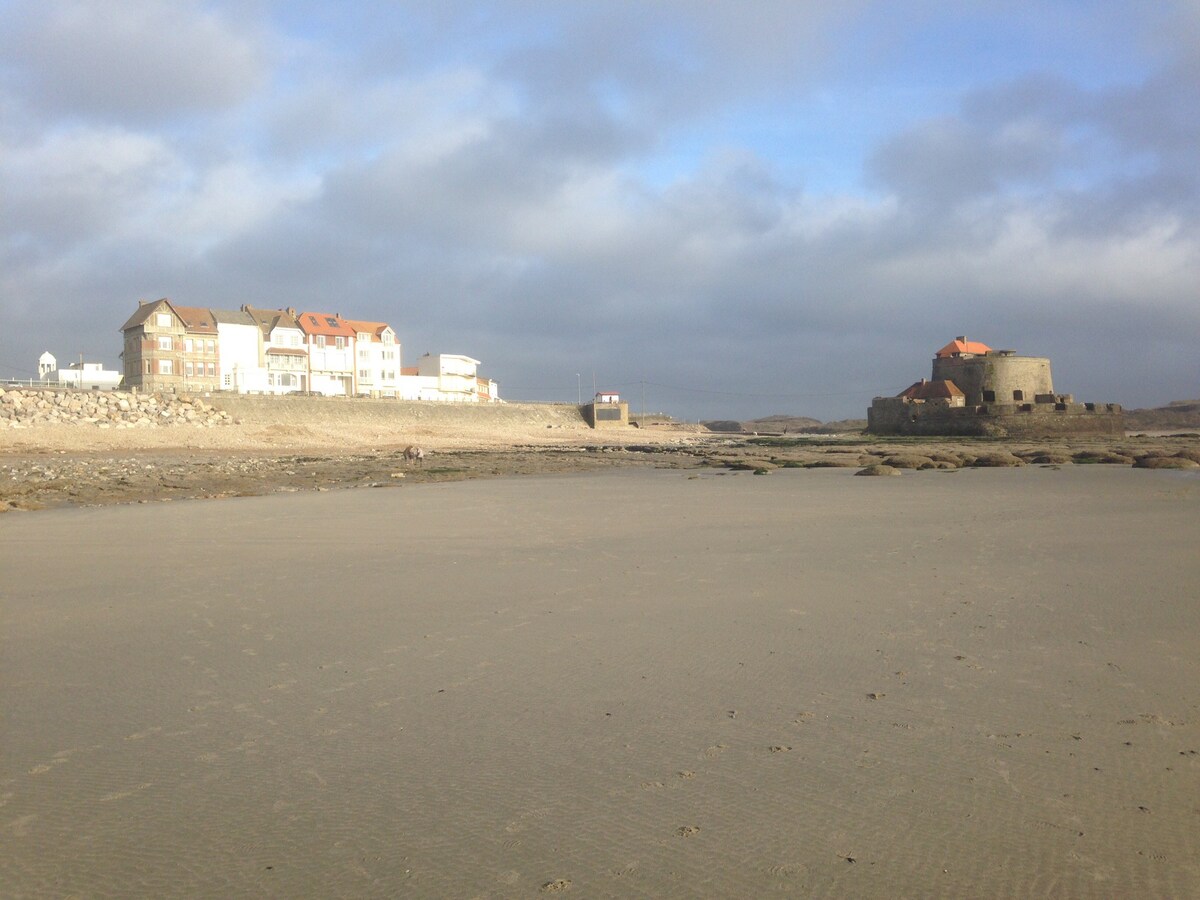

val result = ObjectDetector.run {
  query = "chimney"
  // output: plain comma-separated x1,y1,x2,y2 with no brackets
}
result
956,335,966,342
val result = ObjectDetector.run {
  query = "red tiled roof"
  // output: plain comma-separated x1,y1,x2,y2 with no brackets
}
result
297,311,357,338
172,305,218,334
899,379,965,400
935,337,992,358
343,319,395,342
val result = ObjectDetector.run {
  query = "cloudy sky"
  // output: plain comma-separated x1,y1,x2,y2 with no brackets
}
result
2,1,1197,420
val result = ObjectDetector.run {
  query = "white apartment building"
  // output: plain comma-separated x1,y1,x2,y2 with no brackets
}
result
346,320,401,397
213,309,267,393
245,306,308,394
397,353,495,402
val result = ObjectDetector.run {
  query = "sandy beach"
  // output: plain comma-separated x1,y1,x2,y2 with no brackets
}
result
3,464,1198,897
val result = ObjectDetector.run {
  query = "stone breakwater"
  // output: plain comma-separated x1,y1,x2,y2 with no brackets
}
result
0,387,232,429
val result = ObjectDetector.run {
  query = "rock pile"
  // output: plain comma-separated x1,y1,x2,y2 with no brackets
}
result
0,387,232,429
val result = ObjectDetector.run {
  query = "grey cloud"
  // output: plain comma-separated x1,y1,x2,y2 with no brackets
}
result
0,0,267,124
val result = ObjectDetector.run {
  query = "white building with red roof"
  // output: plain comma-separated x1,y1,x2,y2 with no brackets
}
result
345,319,401,397
298,311,357,396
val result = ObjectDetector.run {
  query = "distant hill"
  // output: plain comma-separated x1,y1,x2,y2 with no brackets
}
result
1125,399,1200,432
702,415,867,435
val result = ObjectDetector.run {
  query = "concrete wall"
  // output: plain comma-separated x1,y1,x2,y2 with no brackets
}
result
584,401,629,428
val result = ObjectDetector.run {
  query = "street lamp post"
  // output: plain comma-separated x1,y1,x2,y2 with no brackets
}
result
576,373,581,405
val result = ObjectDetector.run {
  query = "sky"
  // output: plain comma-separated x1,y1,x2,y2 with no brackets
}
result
2,0,1197,421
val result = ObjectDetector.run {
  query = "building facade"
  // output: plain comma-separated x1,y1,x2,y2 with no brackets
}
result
346,320,401,397
120,299,497,400
298,312,357,396
120,299,220,391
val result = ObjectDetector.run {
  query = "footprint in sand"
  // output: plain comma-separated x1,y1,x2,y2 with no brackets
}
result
677,770,696,779
98,783,153,802
540,878,572,892
125,725,163,741
702,744,727,760
6,814,36,837
676,825,701,837
639,781,664,791
768,863,808,878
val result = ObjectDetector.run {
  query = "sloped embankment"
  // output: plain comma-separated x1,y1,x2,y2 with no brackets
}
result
205,394,590,447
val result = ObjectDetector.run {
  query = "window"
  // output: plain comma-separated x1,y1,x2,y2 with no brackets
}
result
359,369,369,380
158,336,173,351
983,390,996,402
145,361,152,375
207,363,216,377
223,374,232,387
185,362,194,377
184,339,193,352
315,335,326,348
335,336,345,350
359,348,368,358
325,317,338,327
290,334,300,347
159,359,173,374
1013,390,1024,401
156,313,172,327
206,340,215,353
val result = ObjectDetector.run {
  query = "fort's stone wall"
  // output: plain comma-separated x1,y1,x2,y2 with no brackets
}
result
932,353,1053,405
868,397,1124,437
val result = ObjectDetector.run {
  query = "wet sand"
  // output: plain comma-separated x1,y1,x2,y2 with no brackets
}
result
3,466,1199,897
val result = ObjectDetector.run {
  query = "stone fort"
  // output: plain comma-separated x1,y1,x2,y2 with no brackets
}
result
868,336,1123,437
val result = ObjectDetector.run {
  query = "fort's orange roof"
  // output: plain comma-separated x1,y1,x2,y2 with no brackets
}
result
899,379,965,400
936,336,992,358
